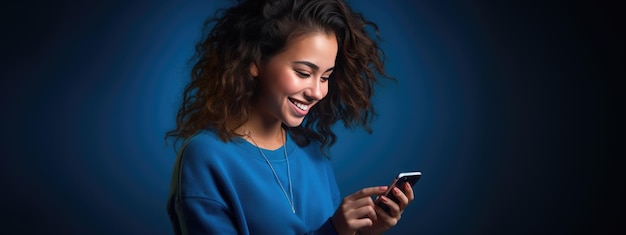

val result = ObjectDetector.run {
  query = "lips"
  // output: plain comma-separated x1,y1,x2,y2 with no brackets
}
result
288,98,309,111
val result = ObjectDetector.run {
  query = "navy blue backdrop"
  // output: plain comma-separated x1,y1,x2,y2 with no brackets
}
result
1,0,622,234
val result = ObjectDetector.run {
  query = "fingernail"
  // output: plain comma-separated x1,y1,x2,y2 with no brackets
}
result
393,187,400,194
379,186,388,191
380,196,388,202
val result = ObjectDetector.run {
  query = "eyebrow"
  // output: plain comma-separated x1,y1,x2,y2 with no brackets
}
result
293,61,334,72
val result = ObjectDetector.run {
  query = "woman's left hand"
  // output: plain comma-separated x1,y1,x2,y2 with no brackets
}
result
358,182,415,235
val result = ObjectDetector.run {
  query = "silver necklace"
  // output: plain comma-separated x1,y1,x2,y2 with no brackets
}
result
245,129,295,213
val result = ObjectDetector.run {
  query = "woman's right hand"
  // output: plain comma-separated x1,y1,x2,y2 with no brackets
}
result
331,186,388,235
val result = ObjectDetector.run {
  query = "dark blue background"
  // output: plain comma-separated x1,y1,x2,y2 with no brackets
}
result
1,0,622,234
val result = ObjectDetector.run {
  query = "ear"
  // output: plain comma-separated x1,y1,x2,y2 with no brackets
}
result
249,62,259,77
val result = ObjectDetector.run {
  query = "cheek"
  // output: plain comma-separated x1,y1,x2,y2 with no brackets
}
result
259,74,298,101
273,73,301,94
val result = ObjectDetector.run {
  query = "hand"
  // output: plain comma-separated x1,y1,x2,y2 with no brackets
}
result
359,182,415,235
331,186,388,235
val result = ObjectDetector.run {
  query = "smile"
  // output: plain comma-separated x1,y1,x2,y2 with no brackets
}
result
289,98,309,111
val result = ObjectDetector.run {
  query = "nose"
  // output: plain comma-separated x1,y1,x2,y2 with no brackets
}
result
304,77,326,101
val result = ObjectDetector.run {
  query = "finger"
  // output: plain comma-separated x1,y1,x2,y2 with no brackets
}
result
344,206,377,230
391,186,410,210
378,195,401,218
340,194,375,213
374,204,399,227
333,202,377,234
404,182,415,201
348,205,378,222
349,217,374,230
354,193,379,208
347,186,388,201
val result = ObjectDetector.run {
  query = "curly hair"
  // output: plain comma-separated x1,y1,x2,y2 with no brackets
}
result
166,0,393,156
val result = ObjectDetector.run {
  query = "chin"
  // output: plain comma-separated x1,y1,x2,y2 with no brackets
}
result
283,118,305,128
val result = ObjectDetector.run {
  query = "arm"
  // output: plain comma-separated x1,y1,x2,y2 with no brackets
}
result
309,218,340,235
308,158,342,235
168,134,241,235
174,197,239,235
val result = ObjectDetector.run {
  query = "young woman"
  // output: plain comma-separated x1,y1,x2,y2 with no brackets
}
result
166,0,414,234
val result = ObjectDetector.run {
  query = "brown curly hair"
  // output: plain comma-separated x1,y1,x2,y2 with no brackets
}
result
166,0,394,156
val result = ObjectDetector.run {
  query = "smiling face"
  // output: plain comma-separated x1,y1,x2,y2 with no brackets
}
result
250,32,338,127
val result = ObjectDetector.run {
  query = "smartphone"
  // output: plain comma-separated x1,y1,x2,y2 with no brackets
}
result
376,171,422,214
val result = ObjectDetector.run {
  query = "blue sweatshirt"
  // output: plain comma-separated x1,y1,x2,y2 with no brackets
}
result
167,129,341,234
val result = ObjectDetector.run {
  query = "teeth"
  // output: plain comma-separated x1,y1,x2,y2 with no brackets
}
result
291,99,309,111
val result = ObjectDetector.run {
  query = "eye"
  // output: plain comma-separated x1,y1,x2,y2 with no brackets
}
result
295,70,310,78
321,73,332,82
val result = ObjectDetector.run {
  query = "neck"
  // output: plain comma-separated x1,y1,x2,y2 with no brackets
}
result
238,111,285,150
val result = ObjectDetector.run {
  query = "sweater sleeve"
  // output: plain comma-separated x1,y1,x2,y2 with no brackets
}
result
169,134,241,235
326,159,342,208
174,197,238,235
309,217,339,235
308,159,342,235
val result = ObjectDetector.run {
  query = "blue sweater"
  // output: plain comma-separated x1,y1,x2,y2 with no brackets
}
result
167,130,341,234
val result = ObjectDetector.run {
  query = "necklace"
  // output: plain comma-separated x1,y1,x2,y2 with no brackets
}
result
245,129,295,213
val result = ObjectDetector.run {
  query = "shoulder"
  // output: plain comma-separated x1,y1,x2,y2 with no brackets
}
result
182,130,222,154
174,130,244,196
179,129,243,167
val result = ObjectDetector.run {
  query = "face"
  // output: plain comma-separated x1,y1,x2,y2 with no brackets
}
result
250,32,338,127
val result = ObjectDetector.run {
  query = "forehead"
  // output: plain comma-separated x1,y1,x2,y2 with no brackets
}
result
272,32,338,69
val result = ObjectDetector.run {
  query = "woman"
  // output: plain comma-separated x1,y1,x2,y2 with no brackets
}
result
166,0,414,234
